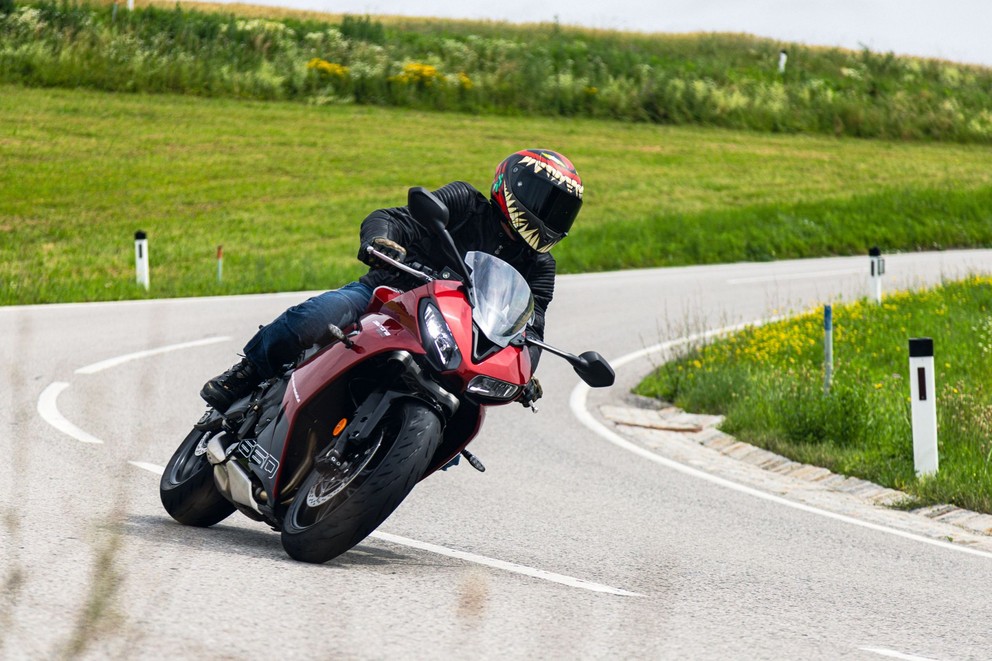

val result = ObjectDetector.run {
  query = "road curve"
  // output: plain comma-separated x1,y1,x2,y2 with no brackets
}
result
2,250,991,659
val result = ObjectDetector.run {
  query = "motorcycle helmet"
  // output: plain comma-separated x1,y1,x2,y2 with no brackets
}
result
491,149,583,253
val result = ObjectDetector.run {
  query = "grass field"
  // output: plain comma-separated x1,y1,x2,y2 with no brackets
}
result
636,278,992,514
2,84,991,305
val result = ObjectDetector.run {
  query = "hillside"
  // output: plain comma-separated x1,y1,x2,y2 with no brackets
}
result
2,0,991,142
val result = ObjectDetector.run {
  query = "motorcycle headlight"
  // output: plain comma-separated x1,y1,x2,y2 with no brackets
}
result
420,302,461,371
467,375,521,401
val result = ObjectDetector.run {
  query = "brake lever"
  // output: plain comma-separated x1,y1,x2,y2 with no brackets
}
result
366,247,433,283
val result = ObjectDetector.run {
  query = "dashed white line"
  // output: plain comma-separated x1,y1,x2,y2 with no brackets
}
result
570,330,992,561
37,382,104,444
370,531,643,597
126,460,640,595
860,646,940,660
129,461,165,475
75,336,231,374
39,337,230,444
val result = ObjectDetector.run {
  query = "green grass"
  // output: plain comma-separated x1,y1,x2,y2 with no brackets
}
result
2,83,992,305
3,0,992,142
636,277,992,513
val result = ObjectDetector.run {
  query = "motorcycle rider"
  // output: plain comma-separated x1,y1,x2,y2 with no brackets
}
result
200,148,584,411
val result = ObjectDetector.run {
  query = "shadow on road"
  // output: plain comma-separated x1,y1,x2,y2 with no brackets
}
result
120,514,416,568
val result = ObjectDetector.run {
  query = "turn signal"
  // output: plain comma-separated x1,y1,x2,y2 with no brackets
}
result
333,418,348,436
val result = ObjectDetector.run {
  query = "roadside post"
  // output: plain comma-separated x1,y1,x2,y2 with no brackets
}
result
778,50,788,74
217,245,223,283
134,230,149,290
909,337,938,476
869,246,885,303
823,304,833,394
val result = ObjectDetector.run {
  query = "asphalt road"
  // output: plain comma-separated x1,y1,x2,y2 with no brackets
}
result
3,250,992,660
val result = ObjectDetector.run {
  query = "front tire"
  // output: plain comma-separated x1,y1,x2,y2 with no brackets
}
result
281,400,442,563
160,428,236,527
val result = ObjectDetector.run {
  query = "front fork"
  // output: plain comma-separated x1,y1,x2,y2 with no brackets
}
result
316,351,460,472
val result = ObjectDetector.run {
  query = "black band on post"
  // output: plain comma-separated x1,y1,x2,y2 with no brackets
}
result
869,246,881,257
135,230,147,240
909,337,933,358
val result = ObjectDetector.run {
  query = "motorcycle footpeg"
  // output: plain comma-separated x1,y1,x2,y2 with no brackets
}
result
460,449,486,473
194,408,224,431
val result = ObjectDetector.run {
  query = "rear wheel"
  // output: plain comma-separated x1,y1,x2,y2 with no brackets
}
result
160,428,236,527
280,399,442,563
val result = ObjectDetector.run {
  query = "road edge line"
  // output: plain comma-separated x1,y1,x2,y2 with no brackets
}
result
570,332,992,561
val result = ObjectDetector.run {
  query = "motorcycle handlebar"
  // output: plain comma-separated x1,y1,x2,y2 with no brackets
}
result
365,246,434,283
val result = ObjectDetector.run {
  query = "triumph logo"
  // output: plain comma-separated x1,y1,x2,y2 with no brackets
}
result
238,439,280,478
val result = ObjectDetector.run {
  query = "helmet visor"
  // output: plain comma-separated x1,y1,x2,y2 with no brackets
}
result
515,177,582,236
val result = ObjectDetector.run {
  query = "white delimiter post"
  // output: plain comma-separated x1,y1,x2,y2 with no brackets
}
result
909,337,938,476
869,246,885,303
134,230,149,290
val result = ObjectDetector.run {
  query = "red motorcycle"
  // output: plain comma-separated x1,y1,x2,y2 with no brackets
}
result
160,187,614,563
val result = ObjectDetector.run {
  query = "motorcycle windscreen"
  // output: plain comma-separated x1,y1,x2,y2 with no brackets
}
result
465,251,534,347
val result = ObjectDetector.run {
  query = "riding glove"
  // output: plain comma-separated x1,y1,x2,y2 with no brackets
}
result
519,377,543,408
360,237,407,268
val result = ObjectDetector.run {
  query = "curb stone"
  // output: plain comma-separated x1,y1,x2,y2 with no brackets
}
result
600,399,992,542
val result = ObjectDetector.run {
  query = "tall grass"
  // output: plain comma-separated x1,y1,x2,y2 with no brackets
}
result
637,278,992,513
2,0,992,142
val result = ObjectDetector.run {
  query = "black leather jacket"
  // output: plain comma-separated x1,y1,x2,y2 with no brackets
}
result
358,181,556,359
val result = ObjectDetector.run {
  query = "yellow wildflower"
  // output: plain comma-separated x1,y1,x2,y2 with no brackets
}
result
307,58,349,78
393,62,439,86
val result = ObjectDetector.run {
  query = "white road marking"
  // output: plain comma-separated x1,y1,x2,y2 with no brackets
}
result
571,330,992,561
75,336,231,374
370,531,643,597
39,336,230,443
43,338,642,598
37,382,105,444
129,461,165,475
727,268,863,285
860,646,940,660
124,460,637,595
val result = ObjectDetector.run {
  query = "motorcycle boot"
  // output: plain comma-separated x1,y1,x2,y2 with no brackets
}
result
200,358,262,410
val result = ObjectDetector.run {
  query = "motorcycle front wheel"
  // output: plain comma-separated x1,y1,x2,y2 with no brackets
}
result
280,399,442,563
160,428,236,527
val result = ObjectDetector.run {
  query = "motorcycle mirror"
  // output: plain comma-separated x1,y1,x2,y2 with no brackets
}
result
522,337,615,388
408,187,449,232
407,186,473,290
573,351,615,388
